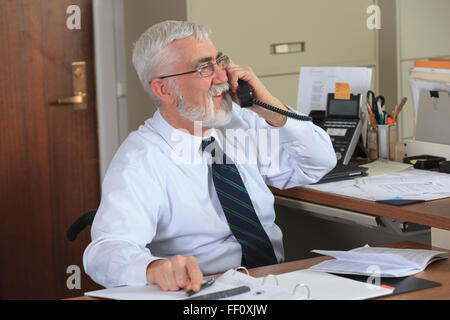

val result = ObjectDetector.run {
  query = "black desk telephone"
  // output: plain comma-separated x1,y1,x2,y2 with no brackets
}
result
236,80,312,121
317,93,362,165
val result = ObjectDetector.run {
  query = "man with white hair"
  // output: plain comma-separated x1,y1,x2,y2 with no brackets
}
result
84,20,336,293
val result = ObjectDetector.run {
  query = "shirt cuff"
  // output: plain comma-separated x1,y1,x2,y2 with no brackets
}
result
124,254,166,286
270,105,316,144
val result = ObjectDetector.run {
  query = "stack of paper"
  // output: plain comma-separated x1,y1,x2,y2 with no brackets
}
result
356,169,450,201
310,245,448,277
355,159,412,178
306,164,450,201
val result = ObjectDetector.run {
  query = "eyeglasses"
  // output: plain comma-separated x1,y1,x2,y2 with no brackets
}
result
157,55,229,79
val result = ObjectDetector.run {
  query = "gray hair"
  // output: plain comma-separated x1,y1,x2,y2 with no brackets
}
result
132,20,211,107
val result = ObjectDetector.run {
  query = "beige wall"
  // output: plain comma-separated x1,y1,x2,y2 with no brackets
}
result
122,0,450,139
123,0,187,132
378,0,398,113
123,0,378,130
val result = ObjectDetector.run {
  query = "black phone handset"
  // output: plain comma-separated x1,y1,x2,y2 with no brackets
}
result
236,79,312,121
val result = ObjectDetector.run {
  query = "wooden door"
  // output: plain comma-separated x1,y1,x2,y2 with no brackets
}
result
0,0,102,299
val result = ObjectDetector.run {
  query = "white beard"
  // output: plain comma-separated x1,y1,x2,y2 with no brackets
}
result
175,83,233,128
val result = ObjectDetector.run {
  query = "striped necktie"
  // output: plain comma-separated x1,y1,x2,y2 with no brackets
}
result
202,137,278,268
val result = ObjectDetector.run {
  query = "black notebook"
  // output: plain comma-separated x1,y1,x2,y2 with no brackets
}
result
316,164,368,184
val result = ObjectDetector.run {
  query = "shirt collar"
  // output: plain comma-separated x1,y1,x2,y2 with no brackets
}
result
146,109,225,159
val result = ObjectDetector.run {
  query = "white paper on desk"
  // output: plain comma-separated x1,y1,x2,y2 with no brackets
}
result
306,168,450,201
410,78,450,125
305,178,372,200
84,269,305,300
356,160,413,179
310,245,448,278
357,169,450,201
84,281,236,300
296,67,372,145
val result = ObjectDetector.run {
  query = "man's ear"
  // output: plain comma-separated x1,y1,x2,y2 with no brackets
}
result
150,78,176,105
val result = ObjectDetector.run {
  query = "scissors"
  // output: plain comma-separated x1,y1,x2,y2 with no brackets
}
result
366,90,385,124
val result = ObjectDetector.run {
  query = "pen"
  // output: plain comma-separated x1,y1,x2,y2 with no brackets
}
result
397,97,407,112
394,97,408,121
392,104,398,122
185,285,251,300
377,100,383,124
366,102,377,126
186,278,215,297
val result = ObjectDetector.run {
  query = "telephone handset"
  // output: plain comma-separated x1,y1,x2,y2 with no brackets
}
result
236,79,312,121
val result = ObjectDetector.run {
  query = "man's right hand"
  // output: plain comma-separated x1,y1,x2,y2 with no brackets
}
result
146,255,203,292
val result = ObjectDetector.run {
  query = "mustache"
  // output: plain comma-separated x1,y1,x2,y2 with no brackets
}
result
208,83,230,98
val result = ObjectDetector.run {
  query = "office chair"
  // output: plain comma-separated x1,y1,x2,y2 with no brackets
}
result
66,210,96,241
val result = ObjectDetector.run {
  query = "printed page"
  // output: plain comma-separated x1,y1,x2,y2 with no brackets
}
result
297,67,372,115
306,168,450,201
351,245,448,269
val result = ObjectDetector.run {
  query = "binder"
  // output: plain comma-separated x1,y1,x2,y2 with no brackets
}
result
260,269,394,300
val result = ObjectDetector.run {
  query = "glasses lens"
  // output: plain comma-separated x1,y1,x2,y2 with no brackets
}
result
218,56,229,69
199,64,214,77
199,56,228,77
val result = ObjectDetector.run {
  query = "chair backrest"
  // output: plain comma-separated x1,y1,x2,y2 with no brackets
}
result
66,210,96,241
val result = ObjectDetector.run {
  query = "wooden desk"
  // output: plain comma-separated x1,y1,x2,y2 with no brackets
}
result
270,186,450,231
70,242,448,300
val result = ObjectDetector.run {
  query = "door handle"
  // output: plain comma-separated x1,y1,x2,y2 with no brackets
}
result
57,92,86,105
52,61,87,111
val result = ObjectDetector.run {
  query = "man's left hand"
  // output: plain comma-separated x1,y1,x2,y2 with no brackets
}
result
226,59,287,127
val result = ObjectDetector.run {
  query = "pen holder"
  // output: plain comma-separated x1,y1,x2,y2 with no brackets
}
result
377,124,397,160
367,125,378,161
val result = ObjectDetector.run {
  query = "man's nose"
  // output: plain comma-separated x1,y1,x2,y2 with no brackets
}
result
211,64,228,84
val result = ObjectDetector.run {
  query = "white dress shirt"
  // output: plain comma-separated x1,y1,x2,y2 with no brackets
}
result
83,103,336,288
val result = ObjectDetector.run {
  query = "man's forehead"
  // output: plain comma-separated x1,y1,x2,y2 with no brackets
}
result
168,36,219,67
193,52,223,66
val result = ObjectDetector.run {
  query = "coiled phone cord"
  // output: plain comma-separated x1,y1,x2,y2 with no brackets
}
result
236,79,312,122
252,99,312,122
